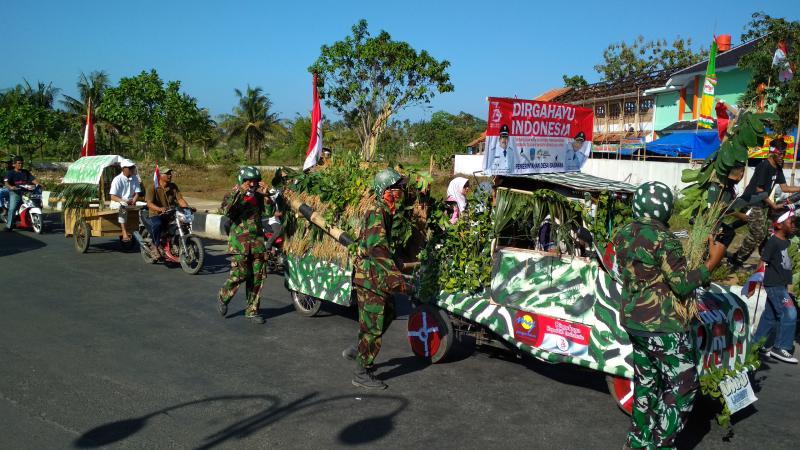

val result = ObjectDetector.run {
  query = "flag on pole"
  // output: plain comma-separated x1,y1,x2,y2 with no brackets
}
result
698,40,718,129
773,39,794,83
740,262,765,298
303,73,323,171
81,98,96,157
153,164,161,189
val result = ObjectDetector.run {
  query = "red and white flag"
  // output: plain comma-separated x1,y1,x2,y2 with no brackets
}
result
303,73,323,171
153,164,160,188
773,40,794,83
81,99,96,157
740,262,765,298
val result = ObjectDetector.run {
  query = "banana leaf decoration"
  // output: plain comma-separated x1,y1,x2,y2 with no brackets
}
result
679,110,778,219
494,188,583,254
50,183,99,209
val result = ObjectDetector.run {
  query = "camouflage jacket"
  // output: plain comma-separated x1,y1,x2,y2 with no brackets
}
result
612,218,710,334
353,204,405,296
220,188,267,254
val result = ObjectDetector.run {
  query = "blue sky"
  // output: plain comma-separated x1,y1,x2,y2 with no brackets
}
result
2,0,796,122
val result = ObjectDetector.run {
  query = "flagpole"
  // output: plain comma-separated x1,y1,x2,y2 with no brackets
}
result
792,101,800,185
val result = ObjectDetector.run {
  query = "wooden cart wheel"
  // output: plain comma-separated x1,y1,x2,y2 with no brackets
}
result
291,291,323,317
73,219,90,253
407,304,453,363
606,375,634,415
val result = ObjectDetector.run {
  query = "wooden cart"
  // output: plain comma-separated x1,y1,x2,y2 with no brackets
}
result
60,155,144,253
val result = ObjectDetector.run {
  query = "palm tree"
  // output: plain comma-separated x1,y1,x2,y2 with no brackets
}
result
221,86,281,163
22,80,59,109
60,71,120,153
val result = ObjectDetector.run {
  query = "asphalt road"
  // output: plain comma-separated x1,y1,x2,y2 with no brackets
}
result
1,217,798,449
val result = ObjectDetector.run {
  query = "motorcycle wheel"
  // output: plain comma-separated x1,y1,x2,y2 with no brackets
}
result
291,291,322,317
179,236,205,275
74,219,90,253
140,229,156,264
31,212,43,234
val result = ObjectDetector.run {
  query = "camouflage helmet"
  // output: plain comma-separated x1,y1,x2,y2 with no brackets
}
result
373,168,403,196
632,181,674,223
237,166,261,184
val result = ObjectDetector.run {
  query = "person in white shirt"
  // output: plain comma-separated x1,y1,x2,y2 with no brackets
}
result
109,159,143,242
565,131,590,171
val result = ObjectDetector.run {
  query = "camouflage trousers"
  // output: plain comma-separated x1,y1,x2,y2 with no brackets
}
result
627,332,698,450
355,288,395,368
733,206,768,263
218,252,266,316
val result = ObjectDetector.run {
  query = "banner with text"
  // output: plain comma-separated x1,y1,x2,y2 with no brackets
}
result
483,97,594,175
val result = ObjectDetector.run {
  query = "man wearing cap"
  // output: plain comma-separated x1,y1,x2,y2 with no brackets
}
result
145,167,190,255
487,124,516,175
0,156,12,212
565,131,590,171
752,208,798,363
729,137,800,267
109,159,143,243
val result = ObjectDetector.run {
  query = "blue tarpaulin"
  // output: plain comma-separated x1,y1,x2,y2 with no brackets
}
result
646,131,720,159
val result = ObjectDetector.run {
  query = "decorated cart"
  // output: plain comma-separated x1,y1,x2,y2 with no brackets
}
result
58,155,143,253
284,253,354,316
408,172,760,416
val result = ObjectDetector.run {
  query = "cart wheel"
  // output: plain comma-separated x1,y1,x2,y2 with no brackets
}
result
140,229,156,264
606,375,634,415
291,291,322,317
73,219,90,253
179,236,205,275
407,304,453,363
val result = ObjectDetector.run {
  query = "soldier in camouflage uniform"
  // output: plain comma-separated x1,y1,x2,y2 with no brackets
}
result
612,181,724,450
217,166,270,324
343,168,410,389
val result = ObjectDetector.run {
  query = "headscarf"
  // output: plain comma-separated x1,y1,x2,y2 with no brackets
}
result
447,177,469,213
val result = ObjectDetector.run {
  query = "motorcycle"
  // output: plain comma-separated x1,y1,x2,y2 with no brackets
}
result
135,207,205,275
0,184,44,233
263,221,286,274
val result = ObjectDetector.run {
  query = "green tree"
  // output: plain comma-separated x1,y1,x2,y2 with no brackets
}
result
594,36,707,81
60,70,119,153
562,74,588,88
309,19,453,161
0,82,68,161
221,86,281,164
411,111,486,169
738,12,800,133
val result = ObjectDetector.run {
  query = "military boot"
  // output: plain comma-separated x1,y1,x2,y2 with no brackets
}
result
352,364,387,390
217,297,228,317
341,344,357,361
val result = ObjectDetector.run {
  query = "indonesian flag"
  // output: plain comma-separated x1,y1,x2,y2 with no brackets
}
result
303,73,323,171
698,40,718,129
773,40,794,83
153,164,160,188
81,98,96,157
740,262,765,298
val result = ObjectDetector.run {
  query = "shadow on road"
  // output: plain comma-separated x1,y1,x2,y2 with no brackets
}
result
225,304,295,320
374,356,430,381
0,230,46,257
74,393,409,449
198,250,230,275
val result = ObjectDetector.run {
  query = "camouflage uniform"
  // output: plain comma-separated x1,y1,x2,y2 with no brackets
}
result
218,187,268,317
732,206,769,263
353,202,405,368
612,182,710,450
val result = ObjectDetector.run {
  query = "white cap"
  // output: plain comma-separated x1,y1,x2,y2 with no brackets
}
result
120,159,136,168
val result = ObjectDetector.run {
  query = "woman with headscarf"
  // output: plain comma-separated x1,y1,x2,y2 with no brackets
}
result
446,177,470,224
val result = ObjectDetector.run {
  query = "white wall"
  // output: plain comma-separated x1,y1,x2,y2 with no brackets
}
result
454,154,799,192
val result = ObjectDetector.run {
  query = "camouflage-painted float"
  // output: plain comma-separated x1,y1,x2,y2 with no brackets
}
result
407,172,759,414
284,253,354,315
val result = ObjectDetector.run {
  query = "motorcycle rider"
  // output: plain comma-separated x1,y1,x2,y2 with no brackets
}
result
145,168,190,256
0,156,12,211
217,166,271,324
4,155,40,232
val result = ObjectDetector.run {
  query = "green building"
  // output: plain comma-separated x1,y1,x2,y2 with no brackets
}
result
645,37,763,134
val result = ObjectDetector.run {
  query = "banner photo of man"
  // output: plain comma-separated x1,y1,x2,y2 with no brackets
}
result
482,97,593,176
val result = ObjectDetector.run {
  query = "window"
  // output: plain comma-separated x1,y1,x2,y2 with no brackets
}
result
624,101,636,116
595,105,605,118
639,99,654,113
609,103,621,118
